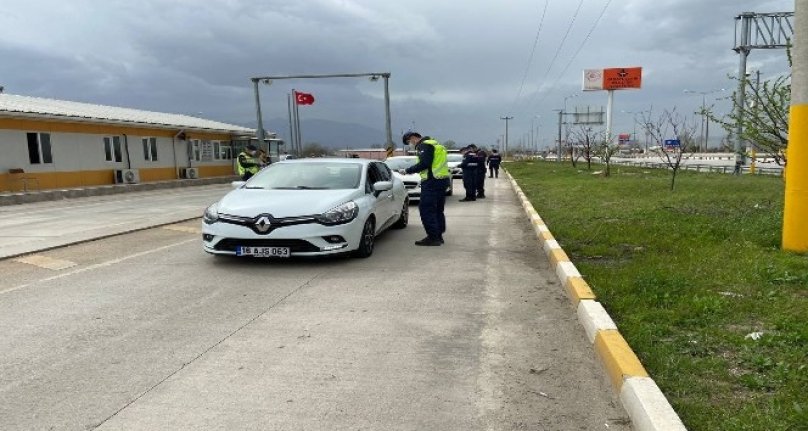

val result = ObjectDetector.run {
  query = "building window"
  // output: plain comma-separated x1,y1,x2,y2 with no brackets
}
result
142,137,158,162
219,143,233,160
191,139,201,162
213,141,221,160
103,136,123,162
26,132,53,164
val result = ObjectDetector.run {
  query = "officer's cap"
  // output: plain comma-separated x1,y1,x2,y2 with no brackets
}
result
402,132,422,145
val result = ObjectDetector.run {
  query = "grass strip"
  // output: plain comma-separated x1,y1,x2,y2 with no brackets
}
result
508,161,807,431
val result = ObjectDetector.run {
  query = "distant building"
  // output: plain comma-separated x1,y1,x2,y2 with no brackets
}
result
337,148,409,160
0,94,259,192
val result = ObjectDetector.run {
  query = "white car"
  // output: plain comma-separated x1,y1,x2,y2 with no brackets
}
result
202,159,408,258
446,153,464,179
383,156,454,202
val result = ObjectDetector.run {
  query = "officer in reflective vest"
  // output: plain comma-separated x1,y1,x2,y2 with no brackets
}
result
237,144,261,181
400,132,450,246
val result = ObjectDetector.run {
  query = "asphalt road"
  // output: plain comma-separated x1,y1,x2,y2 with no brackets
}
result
0,178,631,430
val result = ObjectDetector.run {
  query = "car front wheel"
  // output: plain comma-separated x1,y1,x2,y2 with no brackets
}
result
352,218,376,258
392,200,409,229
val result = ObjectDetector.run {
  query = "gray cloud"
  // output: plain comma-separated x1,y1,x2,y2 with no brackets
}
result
0,0,794,147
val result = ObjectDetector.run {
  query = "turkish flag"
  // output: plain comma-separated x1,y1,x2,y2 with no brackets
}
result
295,91,315,105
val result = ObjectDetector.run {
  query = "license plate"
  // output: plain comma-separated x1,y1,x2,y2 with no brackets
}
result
236,246,290,258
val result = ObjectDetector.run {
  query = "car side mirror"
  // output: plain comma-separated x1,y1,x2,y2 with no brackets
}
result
231,181,246,189
372,181,393,196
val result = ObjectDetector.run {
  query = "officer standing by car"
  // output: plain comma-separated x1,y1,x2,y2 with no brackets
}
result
236,144,262,181
475,147,487,198
399,132,451,246
459,145,479,202
487,149,502,178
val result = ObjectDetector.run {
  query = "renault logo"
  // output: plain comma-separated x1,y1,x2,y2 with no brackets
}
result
254,216,272,233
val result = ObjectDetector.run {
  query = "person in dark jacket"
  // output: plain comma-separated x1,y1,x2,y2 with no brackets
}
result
459,145,479,202
488,149,502,178
475,147,487,198
400,132,451,246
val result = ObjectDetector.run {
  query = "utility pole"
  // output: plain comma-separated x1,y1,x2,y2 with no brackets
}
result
252,78,266,145
500,116,513,158
554,109,563,162
784,0,808,251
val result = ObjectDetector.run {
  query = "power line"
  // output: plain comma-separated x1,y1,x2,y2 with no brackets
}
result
541,0,585,82
522,0,585,110
537,0,614,106
511,0,550,110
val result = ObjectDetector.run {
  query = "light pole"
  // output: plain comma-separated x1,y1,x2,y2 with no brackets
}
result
531,115,541,154
562,94,578,158
500,116,513,158
684,88,725,152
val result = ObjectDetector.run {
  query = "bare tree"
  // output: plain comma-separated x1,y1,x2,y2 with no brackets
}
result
594,132,620,177
570,126,601,170
640,109,698,191
707,74,790,166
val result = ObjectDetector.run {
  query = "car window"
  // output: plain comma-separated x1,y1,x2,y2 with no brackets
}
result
447,154,463,163
365,164,382,193
245,162,362,190
373,162,392,181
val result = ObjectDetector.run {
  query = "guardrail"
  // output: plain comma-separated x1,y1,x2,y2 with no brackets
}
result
612,160,784,176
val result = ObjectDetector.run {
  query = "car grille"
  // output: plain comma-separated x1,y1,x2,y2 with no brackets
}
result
403,181,419,189
214,238,321,253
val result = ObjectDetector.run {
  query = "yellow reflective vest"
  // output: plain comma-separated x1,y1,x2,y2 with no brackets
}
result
417,139,450,180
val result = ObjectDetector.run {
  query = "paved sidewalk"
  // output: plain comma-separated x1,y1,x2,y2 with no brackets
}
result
0,185,231,259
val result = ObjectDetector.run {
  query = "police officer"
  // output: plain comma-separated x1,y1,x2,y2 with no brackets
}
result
475,147,487,198
400,132,451,246
459,145,479,202
487,149,502,178
237,144,262,181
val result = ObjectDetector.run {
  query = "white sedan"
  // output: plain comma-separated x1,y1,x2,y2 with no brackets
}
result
383,156,454,202
202,159,409,258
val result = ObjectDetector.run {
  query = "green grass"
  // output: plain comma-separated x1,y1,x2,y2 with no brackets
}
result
507,161,807,431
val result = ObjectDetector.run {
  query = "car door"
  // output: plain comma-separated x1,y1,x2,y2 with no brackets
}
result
367,162,395,229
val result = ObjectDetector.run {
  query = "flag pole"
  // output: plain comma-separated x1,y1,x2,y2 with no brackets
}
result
294,91,302,157
287,93,295,157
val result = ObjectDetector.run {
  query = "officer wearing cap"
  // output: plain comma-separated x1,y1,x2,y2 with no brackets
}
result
459,145,479,202
237,144,262,181
399,132,450,246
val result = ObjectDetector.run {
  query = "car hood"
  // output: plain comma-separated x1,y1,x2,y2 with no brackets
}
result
447,161,462,168
217,188,361,218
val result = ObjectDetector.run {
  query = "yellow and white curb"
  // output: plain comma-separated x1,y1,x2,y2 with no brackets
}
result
505,171,687,431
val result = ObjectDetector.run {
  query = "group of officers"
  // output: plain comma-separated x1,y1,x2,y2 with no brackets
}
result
458,145,502,202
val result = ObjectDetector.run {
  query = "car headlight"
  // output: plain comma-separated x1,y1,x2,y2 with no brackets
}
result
203,203,219,224
317,201,359,225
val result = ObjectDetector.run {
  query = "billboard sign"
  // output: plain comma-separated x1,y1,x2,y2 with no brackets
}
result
583,67,642,91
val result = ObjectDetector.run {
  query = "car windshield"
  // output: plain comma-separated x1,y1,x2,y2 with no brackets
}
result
384,157,418,170
447,154,463,163
245,162,362,190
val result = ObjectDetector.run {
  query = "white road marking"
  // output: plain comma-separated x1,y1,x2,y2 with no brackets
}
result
0,238,197,296
13,255,77,271
162,225,202,234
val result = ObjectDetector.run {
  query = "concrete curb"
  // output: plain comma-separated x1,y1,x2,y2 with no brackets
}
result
0,176,239,207
505,171,687,431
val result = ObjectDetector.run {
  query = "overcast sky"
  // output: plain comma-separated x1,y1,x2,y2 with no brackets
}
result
0,0,795,148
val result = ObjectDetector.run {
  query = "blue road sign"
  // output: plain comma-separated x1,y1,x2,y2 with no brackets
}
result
664,139,681,147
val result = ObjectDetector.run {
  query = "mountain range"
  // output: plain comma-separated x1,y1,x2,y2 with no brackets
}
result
256,118,389,150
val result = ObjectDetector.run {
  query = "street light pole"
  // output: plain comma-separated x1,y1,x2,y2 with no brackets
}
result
252,78,266,144
500,116,513,158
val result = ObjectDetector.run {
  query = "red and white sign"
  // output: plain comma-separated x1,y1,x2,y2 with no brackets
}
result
583,67,642,91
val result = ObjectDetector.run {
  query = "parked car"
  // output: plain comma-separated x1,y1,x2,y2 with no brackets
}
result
446,153,464,178
383,156,454,201
202,159,408,258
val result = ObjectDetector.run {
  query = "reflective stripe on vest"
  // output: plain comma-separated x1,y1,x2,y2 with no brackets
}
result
417,140,450,180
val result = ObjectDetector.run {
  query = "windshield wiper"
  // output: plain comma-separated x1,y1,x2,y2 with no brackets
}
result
244,186,267,189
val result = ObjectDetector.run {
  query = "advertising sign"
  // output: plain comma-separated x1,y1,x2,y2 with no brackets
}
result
583,67,643,91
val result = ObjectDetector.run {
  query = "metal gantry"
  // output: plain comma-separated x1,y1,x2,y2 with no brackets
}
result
732,12,794,162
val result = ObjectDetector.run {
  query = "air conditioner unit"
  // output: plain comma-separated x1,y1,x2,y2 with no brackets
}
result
180,167,199,179
114,169,140,184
